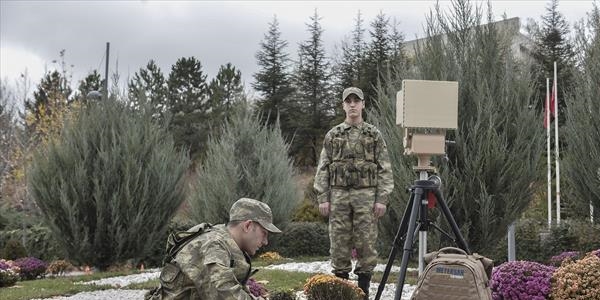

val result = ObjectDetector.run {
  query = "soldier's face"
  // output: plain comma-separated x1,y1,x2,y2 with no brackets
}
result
343,94,364,119
243,221,269,255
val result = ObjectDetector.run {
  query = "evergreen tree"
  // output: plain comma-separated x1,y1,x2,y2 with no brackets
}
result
362,11,392,108
564,3,600,220
253,16,295,131
292,9,335,166
208,62,244,121
389,17,407,74
337,11,366,94
530,0,576,121
128,60,169,119
27,96,189,269
188,103,297,228
167,57,209,160
0,81,17,190
25,70,72,142
374,0,544,254
76,70,103,102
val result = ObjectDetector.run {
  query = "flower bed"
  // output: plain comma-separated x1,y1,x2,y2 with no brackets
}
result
0,259,21,287
490,261,555,300
14,257,48,280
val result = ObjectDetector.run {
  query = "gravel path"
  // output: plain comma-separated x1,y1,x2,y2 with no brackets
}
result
33,289,148,300
77,269,160,288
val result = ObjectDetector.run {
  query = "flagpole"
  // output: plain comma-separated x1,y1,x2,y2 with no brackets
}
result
554,61,561,225
546,78,552,228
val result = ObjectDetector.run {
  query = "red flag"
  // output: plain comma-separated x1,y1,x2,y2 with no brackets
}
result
543,83,556,128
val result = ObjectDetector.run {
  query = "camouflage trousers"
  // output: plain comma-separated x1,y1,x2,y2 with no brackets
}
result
329,187,378,275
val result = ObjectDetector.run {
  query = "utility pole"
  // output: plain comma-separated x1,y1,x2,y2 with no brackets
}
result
104,42,110,100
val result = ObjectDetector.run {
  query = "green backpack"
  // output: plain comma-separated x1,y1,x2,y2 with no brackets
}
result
163,223,213,265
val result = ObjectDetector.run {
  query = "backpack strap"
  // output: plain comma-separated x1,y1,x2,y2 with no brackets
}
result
163,223,213,265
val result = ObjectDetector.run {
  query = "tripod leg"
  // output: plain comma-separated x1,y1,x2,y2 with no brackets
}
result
433,189,471,254
393,187,423,300
374,193,415,300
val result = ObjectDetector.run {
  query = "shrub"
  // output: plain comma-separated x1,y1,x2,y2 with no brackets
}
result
542,222,580,259
2,239,27,260
14,257,47,280
551,250,600,299
549,251,580,267
303,274,365,300
188,105,298,229
269,290,296,300
292,200,325,223
27,97,189,270
247,278,267,298
490,261,555,300
46,260,73,276
275,222,329,257
0,259,20,287
259,251,283,263
0,225,64,262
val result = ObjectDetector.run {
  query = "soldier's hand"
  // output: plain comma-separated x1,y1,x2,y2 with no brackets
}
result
373,203,386,218
319,202,330,216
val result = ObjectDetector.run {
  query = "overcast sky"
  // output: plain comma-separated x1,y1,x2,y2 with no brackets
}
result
0,0,594,100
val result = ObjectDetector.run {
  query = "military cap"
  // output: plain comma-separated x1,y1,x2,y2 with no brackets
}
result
342,87,364,101
229,198,282,233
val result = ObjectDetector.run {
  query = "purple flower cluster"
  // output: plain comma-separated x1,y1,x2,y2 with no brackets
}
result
14,257,47,280
0,260,11,270
591,249,600,258
247,278,267,297
550,251,580,266
490,261,555,300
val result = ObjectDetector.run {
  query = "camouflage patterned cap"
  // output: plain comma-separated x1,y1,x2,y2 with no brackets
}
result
229,198,282,233
342,87,364,101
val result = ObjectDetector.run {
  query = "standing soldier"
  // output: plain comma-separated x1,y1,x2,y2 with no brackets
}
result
314,87,394,298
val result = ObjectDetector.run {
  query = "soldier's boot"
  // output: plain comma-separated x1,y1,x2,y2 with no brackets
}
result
334,271,349,280
357,273,372,300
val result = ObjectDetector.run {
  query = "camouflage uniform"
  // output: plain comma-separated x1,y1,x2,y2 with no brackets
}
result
148,198,280,300
154,224,255,300
314,121,394,276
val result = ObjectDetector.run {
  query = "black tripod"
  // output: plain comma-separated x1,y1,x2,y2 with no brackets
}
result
374,176,470,300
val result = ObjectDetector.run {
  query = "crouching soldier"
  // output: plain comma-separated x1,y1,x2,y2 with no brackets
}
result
146,198,281,300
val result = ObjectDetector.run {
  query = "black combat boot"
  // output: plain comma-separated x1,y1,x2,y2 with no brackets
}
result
334,271,349,280
357,273,372,300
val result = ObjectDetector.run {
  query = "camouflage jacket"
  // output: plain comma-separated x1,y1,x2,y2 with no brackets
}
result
153,224,256,300
314,121,394,205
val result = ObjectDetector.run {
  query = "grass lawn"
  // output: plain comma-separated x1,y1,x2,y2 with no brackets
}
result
0,271,141,300
0,257,416,299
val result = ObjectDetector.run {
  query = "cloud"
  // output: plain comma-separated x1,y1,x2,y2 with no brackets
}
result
0,0,592,94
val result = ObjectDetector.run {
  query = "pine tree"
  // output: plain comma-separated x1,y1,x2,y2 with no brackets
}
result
337,11,366,94
564,3,600,220
27,96,189,269
167,57,209,160
361,11,392,108
253,15,295,131
389,17,407,75
188,103,297,228
292,9,335,166
208,62,244,121
128,60,168,119
530,0,576,121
